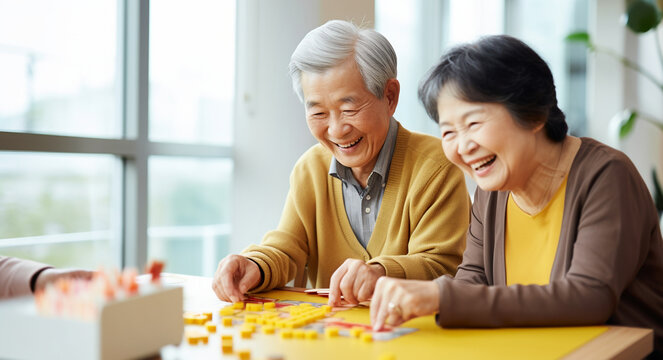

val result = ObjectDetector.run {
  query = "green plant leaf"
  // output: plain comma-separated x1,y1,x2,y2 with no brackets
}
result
652,169,663,214
625,0,662,33
565,31,591,45
618,109,638,138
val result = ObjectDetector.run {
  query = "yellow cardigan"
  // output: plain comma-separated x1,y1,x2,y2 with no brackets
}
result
243,123,470,291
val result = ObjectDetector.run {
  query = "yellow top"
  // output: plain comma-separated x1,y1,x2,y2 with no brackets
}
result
505,177,568,286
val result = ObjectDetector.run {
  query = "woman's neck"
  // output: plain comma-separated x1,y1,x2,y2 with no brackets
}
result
511,136,581,215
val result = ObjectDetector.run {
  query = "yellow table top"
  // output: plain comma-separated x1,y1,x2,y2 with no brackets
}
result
165,273,622,360
254,289,607,360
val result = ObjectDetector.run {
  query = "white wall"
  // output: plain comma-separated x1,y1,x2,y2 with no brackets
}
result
230,0,374,254
588,0,663,192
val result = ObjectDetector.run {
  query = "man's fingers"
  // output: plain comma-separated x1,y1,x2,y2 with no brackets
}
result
328,263,348,306
339,273,358,304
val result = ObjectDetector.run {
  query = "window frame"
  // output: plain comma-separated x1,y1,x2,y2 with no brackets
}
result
0,0,233,269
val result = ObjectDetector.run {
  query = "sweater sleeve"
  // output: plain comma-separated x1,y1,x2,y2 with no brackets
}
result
368,162,470,279
241,164,312,292
435,157,655,327
0,256,52,299
452,187,490,285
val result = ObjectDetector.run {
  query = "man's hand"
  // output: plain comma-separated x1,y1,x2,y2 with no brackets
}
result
212,254,261,303
328,259,385,307
34,268,94,292
370,277,440,331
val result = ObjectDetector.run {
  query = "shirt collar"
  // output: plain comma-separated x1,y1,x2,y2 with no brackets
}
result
329,117,398,185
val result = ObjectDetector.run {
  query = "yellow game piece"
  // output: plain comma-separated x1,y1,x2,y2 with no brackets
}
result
264,302,276,310
205,321,216,333
199,335,209,345
305,329,318,340
233,302,244,310
321,305,332,313
293,329,306,339
325,326,339,338
237,349,251,360
379,353,396,360
221,339,233,354
240,328,252,339
360,332,373,343
185,329,207,345
184,313,208,325
221,334,233,341
280,329,293,339
222,316,233,327
247,303,263,312
262,325,275,334
203,312,213,321
245,314,258,323
275,320,286,328
350,326,364,338
242,323,256,332
219,306,234,316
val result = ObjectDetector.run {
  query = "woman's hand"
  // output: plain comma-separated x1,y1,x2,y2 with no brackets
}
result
370,277,440,331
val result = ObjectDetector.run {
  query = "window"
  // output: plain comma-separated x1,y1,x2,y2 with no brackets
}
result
0,0,235,276
375,0,588,136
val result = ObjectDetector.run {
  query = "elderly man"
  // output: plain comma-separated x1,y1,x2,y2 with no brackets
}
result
212,20,469,306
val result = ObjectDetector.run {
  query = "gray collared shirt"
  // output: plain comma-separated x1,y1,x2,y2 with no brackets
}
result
329,117,398,248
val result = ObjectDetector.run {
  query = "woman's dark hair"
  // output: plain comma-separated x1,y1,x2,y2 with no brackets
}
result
418,35,567,142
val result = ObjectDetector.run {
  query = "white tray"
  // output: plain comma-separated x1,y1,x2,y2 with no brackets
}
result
0,285,183,360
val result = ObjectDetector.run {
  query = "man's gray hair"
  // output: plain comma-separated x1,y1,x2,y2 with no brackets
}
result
288,20,397,102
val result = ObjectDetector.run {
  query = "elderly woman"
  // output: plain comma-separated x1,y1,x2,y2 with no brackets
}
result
370,35,663,357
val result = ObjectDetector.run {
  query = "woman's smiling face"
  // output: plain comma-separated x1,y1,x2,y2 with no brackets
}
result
436,85,540,192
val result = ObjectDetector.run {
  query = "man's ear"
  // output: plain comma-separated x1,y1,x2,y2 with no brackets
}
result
384,78,400,115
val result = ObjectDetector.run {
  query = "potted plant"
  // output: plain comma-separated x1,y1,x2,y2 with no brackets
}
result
567,0,663,219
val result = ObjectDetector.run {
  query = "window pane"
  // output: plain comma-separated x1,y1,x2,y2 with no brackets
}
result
0,0,120,138
148,157,232,276
0,153,119,269
149,0,236,145
505,0,589,135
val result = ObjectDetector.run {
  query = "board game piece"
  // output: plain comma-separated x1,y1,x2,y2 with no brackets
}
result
280,329,293,339
221,339,233,354
350,326,364,338
262,325,275,334
305,329,318,340
246,303,263,312
205,321,216,333
237,349,251,360
219,306,234,316
233,302,244,310
325,326,339,338
293,329,306,339
222,317,233,327
361,332,373,343
240,326,253,339
263,302,276,310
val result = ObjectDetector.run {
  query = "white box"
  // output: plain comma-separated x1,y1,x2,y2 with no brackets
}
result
0,285,183,360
